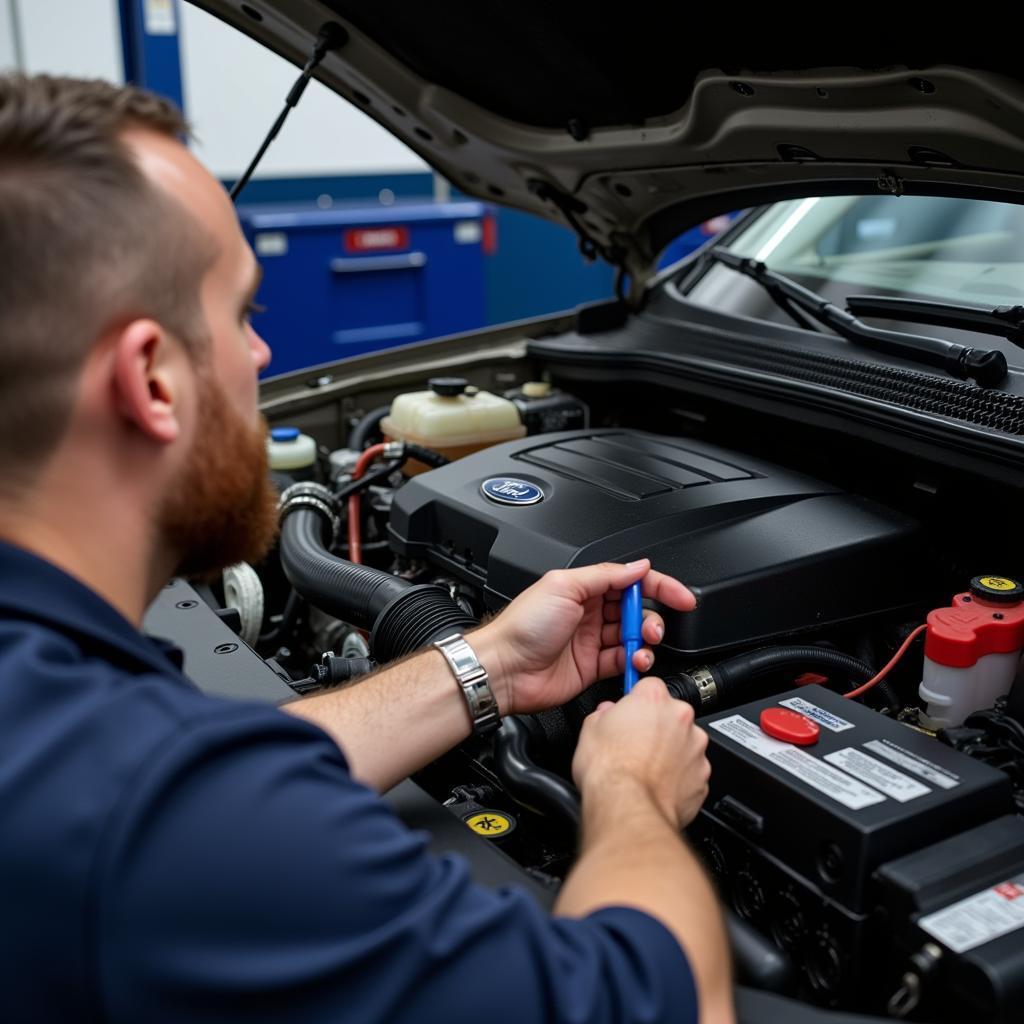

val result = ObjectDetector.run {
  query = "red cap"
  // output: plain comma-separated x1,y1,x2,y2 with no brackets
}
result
925,590,1024,668
760,707,820,746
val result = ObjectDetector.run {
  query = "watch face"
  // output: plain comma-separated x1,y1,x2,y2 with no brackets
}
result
480,478,545,505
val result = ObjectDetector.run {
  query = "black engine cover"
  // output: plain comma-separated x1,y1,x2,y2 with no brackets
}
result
388,429,921,655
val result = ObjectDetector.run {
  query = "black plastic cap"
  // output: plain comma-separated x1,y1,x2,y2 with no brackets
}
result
962,348,1008,387
969,575,1024,604
428,376,469,397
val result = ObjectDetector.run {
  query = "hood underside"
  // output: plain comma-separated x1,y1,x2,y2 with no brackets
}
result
193,3,1024,288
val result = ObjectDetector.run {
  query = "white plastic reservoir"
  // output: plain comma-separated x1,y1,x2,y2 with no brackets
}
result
267,426,317,472
381,377,525,470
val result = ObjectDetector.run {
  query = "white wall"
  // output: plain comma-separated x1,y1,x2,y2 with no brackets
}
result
0,0,122,80
180,4,426,180
0,1,426,180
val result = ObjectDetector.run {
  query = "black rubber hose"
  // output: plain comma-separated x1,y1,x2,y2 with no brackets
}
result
280,507,410,626
332,458,403,501
404,443,450,469
720,646,900,712
278,485,477,663
667,646,876,715
371,585,477,661
493,716,582,829
664,673,706,714
715,646,874,693
258,589,304,647
348,405,390,450
726,909,795,993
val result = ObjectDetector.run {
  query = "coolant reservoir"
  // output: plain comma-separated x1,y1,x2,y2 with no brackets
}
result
919,576,1024,727
381,377,525,472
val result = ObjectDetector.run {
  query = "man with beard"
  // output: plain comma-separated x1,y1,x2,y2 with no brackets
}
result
0,75,731,1024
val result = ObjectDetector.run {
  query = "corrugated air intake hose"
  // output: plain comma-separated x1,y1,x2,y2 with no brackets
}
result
277,482,477,663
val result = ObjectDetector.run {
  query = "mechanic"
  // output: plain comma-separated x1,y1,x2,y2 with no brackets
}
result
0,75,732,1023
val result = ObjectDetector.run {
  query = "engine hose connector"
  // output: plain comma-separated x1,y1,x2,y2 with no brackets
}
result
666,645,876,715
279,481,339,536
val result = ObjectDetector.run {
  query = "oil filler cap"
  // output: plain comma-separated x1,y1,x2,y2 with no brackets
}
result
969,575,1024,604
760,707,820,746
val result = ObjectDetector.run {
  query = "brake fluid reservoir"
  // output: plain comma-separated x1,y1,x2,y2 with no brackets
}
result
267,426,317,473
919,576,1024,727
381,377,525,472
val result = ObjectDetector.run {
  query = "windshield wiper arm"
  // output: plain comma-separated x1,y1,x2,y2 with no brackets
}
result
845,294,1024,349
709,248,1007,387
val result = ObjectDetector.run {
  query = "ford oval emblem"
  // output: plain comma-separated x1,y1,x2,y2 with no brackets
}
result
481,477,545,506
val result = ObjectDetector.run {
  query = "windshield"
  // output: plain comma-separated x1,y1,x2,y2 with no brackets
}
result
682,196,1024,344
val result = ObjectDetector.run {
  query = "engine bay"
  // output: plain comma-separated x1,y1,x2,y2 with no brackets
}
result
153,365,1024,1024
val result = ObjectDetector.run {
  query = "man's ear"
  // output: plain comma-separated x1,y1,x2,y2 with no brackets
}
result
110,319,189,445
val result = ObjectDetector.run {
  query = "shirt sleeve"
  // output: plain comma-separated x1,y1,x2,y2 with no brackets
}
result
92,704,697,1024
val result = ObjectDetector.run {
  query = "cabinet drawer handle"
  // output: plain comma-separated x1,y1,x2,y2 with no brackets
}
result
329,252,427,274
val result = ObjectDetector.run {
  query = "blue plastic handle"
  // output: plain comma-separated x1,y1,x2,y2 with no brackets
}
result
622,580,643,694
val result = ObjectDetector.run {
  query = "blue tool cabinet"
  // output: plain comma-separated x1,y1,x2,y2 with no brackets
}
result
238,201,490,376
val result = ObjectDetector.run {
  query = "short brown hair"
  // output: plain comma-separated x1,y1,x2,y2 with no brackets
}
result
0,74,216,492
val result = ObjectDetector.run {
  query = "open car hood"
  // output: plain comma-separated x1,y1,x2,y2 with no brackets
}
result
193,3,1024,295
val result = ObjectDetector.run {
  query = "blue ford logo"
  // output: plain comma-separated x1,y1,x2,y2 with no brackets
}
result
481,478,545,506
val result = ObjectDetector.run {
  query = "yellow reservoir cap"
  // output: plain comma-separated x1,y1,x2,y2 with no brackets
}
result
970,575,1024,604
462,810,515,838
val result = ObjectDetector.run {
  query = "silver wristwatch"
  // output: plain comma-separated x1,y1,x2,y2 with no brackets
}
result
433,633,501,737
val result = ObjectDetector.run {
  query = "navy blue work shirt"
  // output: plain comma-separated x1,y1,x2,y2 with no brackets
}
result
0,541,697,1023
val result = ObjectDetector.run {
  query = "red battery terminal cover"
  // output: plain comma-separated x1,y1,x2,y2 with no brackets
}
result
925,575,1024,669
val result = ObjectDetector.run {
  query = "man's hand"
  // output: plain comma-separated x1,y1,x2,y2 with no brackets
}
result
571,676,711,830
472,559,695,716
556,679,731,1023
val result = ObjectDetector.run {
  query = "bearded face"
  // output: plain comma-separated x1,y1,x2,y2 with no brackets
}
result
159,369,280,581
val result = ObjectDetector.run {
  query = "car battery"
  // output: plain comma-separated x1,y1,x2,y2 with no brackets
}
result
690,685,1013,1006
877,815,1024,1023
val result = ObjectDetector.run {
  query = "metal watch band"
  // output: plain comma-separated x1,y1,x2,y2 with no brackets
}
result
433,633,502,737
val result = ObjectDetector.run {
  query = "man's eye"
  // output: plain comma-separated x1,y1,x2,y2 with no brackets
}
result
244,301,267,322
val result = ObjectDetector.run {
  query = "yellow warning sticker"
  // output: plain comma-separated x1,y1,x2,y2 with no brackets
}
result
464,812,513,837
979,577,1019,592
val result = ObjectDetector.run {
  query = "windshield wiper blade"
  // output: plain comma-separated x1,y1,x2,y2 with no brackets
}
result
709,248,1007,387
845,294,1024,349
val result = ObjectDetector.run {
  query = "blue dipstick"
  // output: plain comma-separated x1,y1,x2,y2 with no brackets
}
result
622,580,643,694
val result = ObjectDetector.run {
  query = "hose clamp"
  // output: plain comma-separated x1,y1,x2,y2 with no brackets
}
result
689,666,718,707
279,482,340,544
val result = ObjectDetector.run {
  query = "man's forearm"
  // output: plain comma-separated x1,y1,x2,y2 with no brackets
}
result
282,625,507,792
555,780,734,1024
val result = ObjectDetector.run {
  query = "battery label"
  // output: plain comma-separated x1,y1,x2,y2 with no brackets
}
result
779,697,855,733
863,739,960,790
919,875,1024,953
710,716,886,811
824,747,930,803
